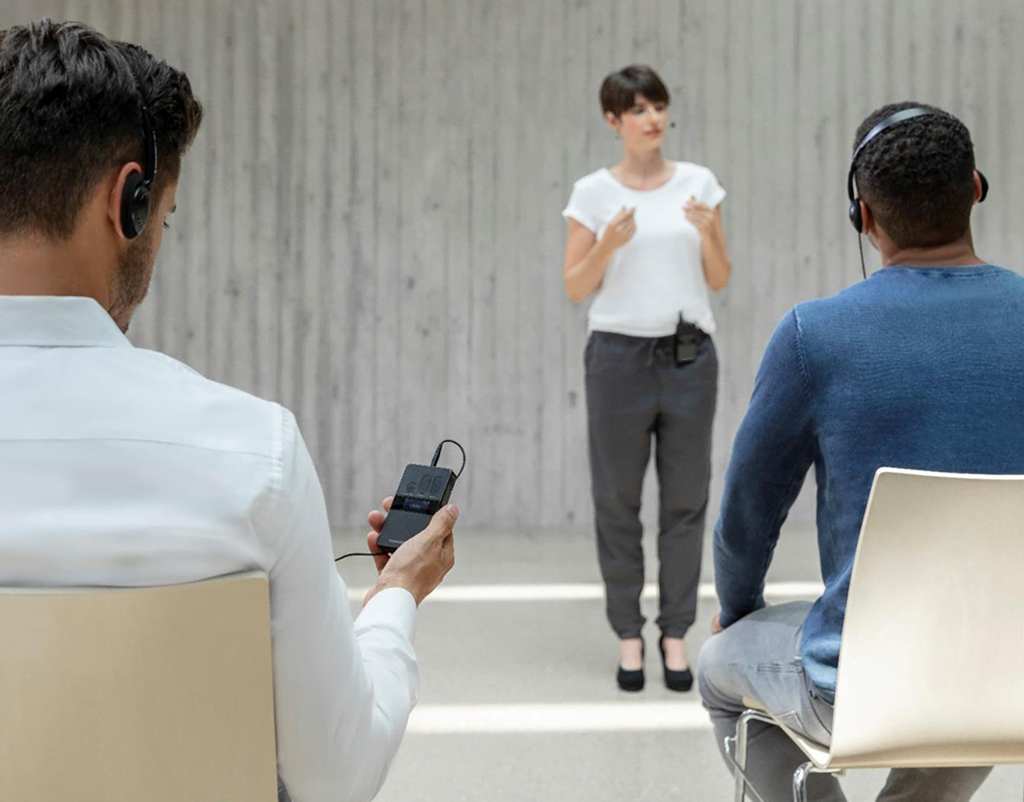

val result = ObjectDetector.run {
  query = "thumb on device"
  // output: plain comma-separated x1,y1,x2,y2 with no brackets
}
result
429,504,460,539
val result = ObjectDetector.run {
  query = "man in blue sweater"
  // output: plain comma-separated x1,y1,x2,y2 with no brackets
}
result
698,102,1010,801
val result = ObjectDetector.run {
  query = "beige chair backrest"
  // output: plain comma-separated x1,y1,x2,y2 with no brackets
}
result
0,571,277,802
829,469,1024,770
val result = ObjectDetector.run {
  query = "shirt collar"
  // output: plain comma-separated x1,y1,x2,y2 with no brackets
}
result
0,296,131,348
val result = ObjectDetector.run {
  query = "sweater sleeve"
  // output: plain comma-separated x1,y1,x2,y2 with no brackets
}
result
714,309,815,627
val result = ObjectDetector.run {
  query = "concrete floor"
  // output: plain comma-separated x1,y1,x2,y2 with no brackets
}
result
333,524,1023,802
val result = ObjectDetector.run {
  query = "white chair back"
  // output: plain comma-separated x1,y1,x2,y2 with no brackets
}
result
829,469,1024,769
0,571,277,801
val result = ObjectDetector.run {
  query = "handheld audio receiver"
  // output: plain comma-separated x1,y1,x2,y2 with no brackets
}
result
375,440,466,554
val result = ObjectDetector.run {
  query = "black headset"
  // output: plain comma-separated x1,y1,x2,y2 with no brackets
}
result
847,106,988,235
119,100,158,240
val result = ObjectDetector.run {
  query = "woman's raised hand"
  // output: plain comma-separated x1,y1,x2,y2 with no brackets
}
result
601,205,637,251
684,196,715,237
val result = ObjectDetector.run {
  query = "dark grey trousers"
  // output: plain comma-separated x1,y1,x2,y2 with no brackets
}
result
585,330,718,640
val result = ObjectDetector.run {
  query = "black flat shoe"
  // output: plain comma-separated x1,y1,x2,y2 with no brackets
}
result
616,638,645,692
659,636,694,692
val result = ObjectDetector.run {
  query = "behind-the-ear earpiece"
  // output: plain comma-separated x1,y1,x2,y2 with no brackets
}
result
978,170,989,203
118,99,158,240
119,170,151,240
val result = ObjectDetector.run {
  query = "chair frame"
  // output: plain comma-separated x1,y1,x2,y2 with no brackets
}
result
719,468,1024,801
724,710,842,802
724,713,1024,802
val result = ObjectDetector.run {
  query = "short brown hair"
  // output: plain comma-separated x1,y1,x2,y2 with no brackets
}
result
599,65,670,117
0,18,203,240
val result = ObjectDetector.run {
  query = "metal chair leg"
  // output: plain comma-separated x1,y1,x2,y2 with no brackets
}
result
793,761,813,802
729,710,775,802
792,761,845,802
724,736,739,800
727,708,843,802
733,710,756,801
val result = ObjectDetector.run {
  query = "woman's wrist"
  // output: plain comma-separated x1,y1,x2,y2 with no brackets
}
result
594,232,617,256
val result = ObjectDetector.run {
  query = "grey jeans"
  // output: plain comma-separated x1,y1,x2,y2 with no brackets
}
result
585,331,718,639
697,602,993,801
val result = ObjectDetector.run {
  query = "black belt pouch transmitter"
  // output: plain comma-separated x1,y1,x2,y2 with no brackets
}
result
376,464,456,553
675,315,702,366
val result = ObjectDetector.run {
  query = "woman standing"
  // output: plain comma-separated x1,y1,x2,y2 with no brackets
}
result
562,65,731,692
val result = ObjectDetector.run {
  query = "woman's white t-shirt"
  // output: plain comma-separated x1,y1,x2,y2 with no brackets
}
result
562,161,726,337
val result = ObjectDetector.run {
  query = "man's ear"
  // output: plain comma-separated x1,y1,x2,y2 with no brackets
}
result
107,163,143,240
860,199,875,237
861,200,886,251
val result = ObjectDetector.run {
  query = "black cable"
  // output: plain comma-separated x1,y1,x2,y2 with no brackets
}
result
430,439,467,478
335,552,386,563
858,233,867,280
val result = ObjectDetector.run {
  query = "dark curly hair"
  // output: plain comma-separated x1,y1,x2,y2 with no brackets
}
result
0,18,203,241
600,65,670,117
852,101,977,248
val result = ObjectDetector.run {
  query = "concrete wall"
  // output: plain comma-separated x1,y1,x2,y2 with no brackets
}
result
3,0,1023,529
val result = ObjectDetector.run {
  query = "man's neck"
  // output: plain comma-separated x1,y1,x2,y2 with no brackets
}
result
881,237,984,269
0,236,110,306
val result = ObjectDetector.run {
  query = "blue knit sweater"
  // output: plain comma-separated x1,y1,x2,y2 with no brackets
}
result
714,264,1024,702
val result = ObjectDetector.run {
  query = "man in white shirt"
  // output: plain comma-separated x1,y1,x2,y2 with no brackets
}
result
0,19,457,802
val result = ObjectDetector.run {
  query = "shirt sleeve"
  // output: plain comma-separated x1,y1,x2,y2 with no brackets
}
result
713,310,815,628
699,167,727,209
266,407,418,802
562,178,600,233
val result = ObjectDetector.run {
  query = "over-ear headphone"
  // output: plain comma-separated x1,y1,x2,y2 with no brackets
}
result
847,107,988,234
119,100,158,240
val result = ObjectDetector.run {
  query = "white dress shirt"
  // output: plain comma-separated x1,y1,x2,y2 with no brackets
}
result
0,296,417,802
